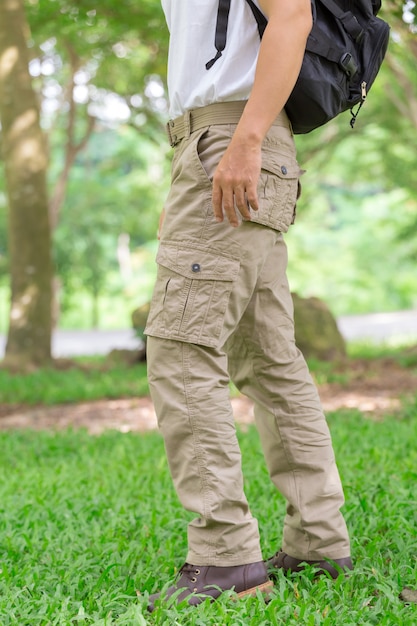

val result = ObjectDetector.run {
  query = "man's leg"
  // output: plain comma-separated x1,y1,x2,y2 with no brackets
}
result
226,235,351,567
145,113,292,566
146,337,271,610
144,106,306,605
147,336,262,566
144,219,284,606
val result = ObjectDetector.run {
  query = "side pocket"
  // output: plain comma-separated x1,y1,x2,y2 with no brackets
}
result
194,125,233,183
145,243,240,348
253,149,302,233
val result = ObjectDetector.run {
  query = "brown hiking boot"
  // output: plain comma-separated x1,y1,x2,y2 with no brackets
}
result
147,561,273,611
267,550,353,580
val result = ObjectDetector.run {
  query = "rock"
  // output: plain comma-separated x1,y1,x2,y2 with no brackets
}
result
131,294,346,363
292,293,346,361
105,348,146,366
399,588,417,604
131,303,151,340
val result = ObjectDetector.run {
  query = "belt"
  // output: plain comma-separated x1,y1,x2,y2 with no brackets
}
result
166,101,291,147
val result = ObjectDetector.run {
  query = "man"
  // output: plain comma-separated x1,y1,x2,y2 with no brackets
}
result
145,0,353,610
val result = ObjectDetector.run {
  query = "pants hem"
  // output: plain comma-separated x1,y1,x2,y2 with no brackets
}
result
186,550,264,567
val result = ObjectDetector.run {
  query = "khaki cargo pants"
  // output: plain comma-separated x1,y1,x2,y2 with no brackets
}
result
145,101,350,567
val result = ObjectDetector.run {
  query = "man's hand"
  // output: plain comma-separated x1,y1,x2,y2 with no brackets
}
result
212,138,261,227
211,0,311,227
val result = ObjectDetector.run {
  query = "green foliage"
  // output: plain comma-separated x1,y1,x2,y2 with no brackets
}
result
1,408,417,624
288,50,417,315
52,125,168,325
56,124,169,246
24,0,169,149
0,361,148,405
0,192,8,281
287,183,417,315
26,0,168,91
55,243,158,330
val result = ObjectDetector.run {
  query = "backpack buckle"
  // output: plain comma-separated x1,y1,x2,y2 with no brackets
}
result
339,53,358,79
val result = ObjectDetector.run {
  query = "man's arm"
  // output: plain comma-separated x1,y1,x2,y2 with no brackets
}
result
212,0,312,227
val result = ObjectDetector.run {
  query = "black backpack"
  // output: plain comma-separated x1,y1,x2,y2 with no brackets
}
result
206,0,390,134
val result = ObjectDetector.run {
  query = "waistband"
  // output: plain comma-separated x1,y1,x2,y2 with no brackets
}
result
166,101,291,147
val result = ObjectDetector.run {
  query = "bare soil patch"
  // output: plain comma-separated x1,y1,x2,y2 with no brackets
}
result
0,358,416,434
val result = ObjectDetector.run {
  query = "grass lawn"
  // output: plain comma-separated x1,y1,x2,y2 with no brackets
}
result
1,403,417,625
1,342,416,408
0,361,149,406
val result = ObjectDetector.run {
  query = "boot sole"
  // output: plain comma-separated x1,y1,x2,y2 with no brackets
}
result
141,579,275,611
236,580,274,599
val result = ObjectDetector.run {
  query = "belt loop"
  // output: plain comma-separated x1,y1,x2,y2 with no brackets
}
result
166,119,177,147
183,110,192,141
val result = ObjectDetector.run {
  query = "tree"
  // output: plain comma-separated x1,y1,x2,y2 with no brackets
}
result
0,0,169,366
0,0,53,369
26,0,168,227
52,124,169,327
29,0,169,327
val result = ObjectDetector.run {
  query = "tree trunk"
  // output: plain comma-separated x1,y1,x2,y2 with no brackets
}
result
0,0,53,368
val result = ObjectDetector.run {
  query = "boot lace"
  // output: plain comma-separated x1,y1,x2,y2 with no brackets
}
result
179,563,201,586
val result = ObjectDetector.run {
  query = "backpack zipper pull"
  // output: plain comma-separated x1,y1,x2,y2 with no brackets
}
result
361,81,367,101
350,81,368,128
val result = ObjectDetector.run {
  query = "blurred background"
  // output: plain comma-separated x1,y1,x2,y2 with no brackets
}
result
0,0,416,368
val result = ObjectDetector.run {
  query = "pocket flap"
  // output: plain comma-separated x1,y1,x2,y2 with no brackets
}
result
262,150,301,179
156,243,240,281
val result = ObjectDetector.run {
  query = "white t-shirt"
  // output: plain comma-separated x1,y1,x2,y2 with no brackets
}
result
161,0,263,118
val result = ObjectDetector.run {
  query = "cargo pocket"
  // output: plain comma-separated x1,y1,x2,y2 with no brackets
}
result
252,150,301,233
145,243,240,348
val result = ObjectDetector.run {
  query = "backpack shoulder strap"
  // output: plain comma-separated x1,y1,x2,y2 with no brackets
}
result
206,0,232,70
318,0,364,41
206,0,267,70
247,0,365,43
206,0,365,73
245,0,267,37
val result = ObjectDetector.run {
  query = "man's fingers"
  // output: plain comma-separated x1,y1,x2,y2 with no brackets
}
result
222,192,239,227
213,180,239,226
212,179,259,226
246,181,259,212
212,188,259,226
234,187,251,220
